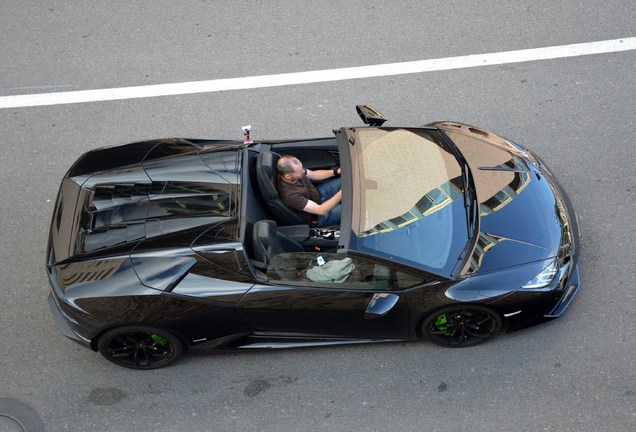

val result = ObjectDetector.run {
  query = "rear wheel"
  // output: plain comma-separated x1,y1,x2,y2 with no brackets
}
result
97,326,184,369
422,305,502,347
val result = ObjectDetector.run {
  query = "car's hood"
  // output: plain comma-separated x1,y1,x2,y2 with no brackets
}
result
436,122,565,275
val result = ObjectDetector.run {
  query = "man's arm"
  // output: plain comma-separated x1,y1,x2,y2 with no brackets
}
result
306,167,341,182
303,190,342,216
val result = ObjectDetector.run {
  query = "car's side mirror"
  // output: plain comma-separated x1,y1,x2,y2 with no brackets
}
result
356,105,387,127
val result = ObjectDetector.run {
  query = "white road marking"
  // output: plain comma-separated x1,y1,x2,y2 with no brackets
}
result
1,37,634,109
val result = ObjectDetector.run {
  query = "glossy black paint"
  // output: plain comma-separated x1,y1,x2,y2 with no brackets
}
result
236,284,411,339
46,112,580,368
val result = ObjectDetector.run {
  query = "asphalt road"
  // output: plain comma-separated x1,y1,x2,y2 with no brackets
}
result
1,1,634,431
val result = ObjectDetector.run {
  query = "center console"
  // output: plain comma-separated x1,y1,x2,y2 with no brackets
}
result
277,224,340,252
310,227,340,240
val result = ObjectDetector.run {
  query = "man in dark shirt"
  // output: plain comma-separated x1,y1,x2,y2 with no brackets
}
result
276,155,341,226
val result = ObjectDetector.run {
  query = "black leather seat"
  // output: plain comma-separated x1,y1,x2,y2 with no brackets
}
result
252,220,304,270
256,152,307,226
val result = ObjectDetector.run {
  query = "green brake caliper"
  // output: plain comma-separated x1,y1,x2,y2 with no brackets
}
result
150,334,168,346
434,314,448,333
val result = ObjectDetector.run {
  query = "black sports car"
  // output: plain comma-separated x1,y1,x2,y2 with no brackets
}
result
47,106,580,369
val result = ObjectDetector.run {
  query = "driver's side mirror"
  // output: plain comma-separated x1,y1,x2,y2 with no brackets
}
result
356,105,387,127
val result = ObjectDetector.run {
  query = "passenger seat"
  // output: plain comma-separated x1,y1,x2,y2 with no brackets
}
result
251,220,303,270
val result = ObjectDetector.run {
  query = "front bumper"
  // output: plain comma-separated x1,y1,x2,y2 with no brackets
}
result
545,263,580,318
491,259,581,331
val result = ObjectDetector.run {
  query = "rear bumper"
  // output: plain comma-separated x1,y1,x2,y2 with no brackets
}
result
47,293,92,349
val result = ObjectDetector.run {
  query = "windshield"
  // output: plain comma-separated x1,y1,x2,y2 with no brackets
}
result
346,127,469,276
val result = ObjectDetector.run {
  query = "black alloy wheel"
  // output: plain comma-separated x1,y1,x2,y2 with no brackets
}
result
97,326,184,369
422,305,502,347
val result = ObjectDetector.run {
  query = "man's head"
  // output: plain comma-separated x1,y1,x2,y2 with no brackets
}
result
277,155,305,183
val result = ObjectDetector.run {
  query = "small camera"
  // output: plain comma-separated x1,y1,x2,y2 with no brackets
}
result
242,125,252,143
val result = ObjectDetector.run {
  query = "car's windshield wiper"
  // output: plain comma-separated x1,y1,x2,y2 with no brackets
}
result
451,167,478,276
437,130,479,276
462,164,477,239
439,130,477,240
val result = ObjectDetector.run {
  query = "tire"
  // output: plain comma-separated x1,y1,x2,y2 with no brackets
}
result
97,325,184,369
422,305,502,348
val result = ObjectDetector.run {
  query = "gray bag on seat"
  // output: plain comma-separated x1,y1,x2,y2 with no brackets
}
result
306,257,355,283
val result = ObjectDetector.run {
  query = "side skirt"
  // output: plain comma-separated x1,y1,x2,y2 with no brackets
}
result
227,332,404,349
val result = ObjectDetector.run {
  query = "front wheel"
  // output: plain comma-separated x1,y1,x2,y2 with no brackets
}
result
97,326,185,369
422,305,502,348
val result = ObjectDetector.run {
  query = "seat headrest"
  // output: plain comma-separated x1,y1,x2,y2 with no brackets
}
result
253,220,279,266
256,152,281,200
255,220,276,249
258,152,278,178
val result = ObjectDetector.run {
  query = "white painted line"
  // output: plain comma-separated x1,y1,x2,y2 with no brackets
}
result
1,37,634,109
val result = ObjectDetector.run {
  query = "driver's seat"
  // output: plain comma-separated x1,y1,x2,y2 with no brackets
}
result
255,152,307,226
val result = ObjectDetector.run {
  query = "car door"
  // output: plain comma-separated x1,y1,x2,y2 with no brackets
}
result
236,253,412,340
151,246,256,345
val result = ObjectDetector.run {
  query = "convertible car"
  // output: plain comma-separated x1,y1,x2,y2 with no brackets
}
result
46,106,580,369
